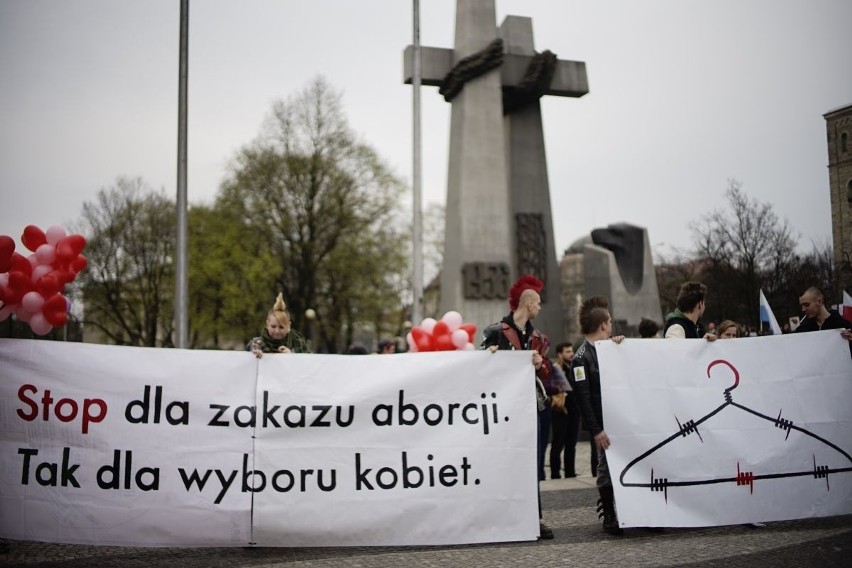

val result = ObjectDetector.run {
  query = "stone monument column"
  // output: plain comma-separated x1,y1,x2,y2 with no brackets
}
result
500,16,563,341
441,0,513,337
404,2,588,340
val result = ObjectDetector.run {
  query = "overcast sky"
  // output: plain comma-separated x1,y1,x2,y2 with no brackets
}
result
2,0,851,266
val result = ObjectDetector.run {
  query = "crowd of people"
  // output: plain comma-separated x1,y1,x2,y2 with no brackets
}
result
248,279,852,540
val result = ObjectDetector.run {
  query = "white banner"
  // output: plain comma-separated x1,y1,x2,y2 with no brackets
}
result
0,340,538,546
599,330,852,528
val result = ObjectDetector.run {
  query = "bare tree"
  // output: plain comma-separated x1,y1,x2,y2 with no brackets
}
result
78,177,175,346
693,179,798,327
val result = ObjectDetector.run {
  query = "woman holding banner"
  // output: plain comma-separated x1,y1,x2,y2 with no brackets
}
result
246,293,310,357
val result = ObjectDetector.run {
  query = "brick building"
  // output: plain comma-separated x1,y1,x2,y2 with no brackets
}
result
825,103,852,293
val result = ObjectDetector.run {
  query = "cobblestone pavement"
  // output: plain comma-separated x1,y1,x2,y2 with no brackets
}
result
3,445,850,567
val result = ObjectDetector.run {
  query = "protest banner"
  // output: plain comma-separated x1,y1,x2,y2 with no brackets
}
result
0,340,538,546
599,330,852,528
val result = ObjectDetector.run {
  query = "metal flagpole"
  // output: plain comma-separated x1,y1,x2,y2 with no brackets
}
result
411,0,424,326
175,0,189,348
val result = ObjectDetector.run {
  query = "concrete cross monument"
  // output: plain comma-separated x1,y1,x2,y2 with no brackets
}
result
404,0,588,340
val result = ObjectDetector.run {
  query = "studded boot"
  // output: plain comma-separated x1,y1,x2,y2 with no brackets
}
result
597,486,624,535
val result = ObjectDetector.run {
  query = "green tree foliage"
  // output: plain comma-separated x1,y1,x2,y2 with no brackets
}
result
187,203,279,349
218,77,408,352
692,179,799,328
78,177,175,346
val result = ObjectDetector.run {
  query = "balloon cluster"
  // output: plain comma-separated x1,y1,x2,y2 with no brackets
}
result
0,225,87,335
406,311,477,352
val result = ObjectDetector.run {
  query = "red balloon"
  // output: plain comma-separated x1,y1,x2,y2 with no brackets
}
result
0,235,14,273
460,323,477,343
50,268,74,286
434,333,454,351
35,274,61,297
411,327,435,352
70,254,88,274
10,253,32,277
56,234,86,261
42,293,68,327
4,271,33,305
22,225,47,252
432,321,450,337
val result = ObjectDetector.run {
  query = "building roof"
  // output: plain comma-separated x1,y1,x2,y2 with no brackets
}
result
823,102,852,118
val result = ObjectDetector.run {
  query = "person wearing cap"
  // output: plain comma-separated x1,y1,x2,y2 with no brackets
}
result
481,274,554,540
377,338,396,354
246,293,310,358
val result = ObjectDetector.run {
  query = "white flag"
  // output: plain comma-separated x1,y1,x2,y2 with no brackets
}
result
759,289,783,335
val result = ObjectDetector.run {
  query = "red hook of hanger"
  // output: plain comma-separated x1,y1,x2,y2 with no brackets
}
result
706,359,740,390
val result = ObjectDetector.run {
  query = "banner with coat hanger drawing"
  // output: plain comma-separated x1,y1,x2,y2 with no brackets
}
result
598,330,852,528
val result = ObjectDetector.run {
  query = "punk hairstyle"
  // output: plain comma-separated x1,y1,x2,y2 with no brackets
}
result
579,296,610,335
267,293,291,328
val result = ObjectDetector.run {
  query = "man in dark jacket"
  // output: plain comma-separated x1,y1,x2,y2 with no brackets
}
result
482,274,553,540
794,287,852,354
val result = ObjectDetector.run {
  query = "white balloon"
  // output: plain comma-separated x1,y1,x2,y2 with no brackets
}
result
441,310,463,331
45,225,67,245
29,313,53,336
419,317,437,335
406,331,417,352
35,243,56,265
21,291,45,313
31,264,52,282
15,304,33,322
462,342,475,351
451,329,469,349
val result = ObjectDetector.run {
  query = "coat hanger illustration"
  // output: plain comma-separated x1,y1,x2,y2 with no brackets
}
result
619,359,852,502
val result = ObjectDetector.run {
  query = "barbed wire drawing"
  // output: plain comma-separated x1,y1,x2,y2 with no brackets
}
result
618,359,852,502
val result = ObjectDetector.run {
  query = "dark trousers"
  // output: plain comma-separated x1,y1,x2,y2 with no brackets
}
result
589,437,598,476
536,409,546,518
596,447,611,489
537,406,551,481
549,401,579,476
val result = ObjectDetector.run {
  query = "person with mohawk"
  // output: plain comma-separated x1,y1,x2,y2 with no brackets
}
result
246,293,311,357
482,274,554,540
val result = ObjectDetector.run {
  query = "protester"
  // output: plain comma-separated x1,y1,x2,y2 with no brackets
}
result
638,317,660,338
663,282,716,341
537,358,556,481
377,338,396,354
568,296,625,535
347,343,368,354
794,287,852,335
482,274,554,540
246,293,310,357
794,287,852,354
716,320,740,339
550,342,580,479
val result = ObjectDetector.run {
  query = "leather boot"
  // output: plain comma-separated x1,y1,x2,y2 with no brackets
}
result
597,487,624,535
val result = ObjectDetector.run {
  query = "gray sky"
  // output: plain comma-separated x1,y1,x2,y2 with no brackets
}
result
2,0,851,267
